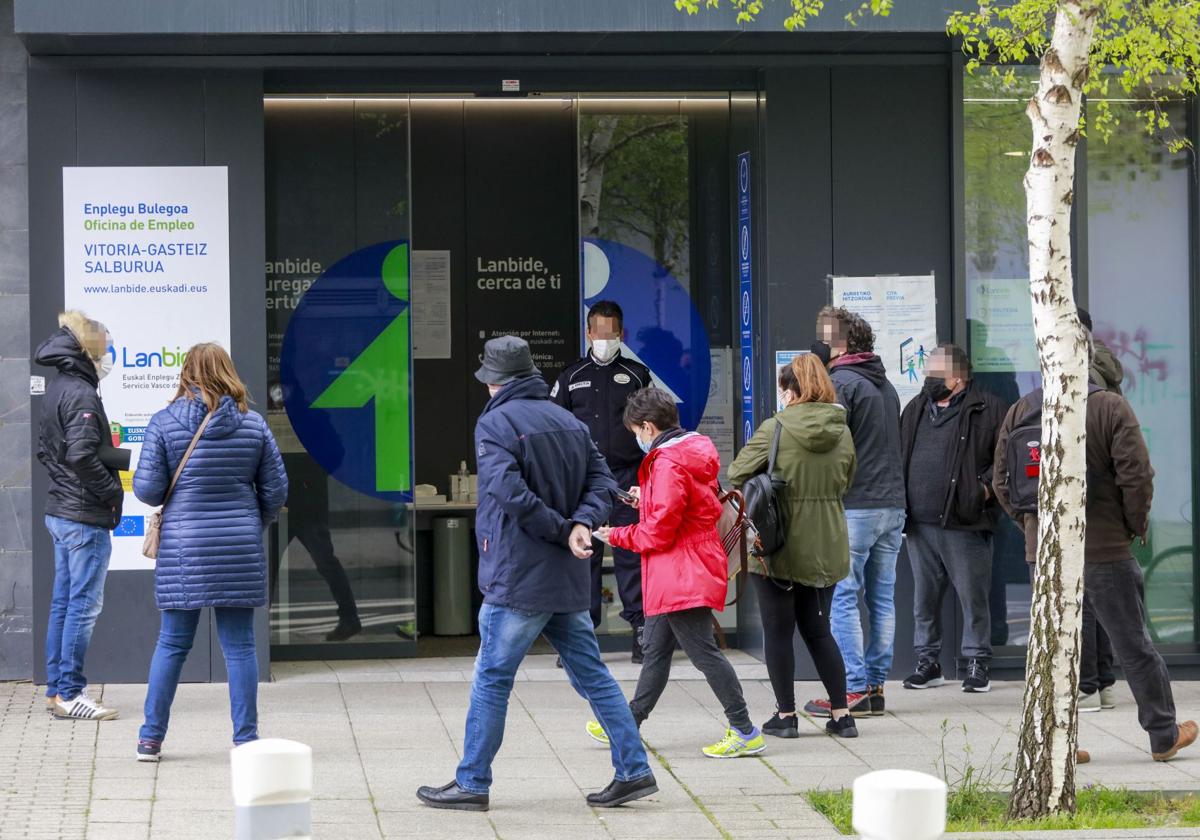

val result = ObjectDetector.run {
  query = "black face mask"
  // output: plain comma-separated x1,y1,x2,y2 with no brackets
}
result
810,340,832,367
922,376,953,402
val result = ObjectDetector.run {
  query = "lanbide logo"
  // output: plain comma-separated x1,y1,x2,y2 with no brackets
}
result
110,344,188,369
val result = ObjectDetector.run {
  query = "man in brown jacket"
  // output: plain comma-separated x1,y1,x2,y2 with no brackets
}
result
993,334,1196,762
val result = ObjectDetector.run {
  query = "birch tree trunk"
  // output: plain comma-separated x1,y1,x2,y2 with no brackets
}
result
1009,0,1098,819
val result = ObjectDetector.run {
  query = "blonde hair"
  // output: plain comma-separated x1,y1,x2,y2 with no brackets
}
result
58,310,107,360
174,343,249,413
781,353,837,404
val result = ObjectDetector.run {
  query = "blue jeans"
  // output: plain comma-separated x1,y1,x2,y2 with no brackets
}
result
456,603,651,794
830,508,906,693
140,607,259,746
44,515,112,702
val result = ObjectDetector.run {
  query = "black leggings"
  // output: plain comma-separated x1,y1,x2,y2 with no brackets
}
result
753,574,847,713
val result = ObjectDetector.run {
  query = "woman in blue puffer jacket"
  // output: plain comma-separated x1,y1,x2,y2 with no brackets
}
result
132,343,287,761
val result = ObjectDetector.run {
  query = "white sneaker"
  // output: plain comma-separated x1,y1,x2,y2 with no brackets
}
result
1078,691,1102,714
1099,686,1116,710
53,693,119,721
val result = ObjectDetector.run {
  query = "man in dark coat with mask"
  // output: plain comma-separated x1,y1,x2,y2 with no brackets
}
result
35,311,125,721
899,344,1006,695
417,336,656,813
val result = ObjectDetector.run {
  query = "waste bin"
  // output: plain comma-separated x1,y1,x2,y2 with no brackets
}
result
433,517,472,635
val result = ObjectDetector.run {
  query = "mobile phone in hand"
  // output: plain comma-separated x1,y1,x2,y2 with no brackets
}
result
615,488,637,505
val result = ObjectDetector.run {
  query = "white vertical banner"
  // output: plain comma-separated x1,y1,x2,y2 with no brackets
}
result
62,166,231,571
832,274,937,408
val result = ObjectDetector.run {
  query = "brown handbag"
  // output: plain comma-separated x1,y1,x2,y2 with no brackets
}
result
142,411,213,559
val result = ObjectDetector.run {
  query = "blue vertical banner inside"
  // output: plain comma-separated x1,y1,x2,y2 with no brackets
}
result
737,151,754,446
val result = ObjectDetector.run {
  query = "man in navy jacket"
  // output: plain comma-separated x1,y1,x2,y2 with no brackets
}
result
418,336,656,812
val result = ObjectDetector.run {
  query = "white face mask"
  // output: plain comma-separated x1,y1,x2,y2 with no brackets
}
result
591,339,620,363
95,354,113,380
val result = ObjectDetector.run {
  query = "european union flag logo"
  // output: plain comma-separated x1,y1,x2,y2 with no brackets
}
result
114,516,144,537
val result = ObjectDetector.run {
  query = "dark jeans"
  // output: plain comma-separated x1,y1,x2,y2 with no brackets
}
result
754,574,847,713
590,468,643,631
907,522,993,664
1080,594,1116,695
140,607,258,746
1085,558,1178,754
629,608,752,733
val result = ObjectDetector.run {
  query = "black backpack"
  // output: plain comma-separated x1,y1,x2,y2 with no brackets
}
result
741,419,788,557
1003,384,1103,515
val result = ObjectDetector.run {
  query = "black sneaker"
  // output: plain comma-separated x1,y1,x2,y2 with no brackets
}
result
869,685,886,716
762,711,800,739
826,715,858,739
903,660,945,690
962,659,991,693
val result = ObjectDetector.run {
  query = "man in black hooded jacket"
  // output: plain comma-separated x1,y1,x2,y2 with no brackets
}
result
801,306,907,721
35,311,124,721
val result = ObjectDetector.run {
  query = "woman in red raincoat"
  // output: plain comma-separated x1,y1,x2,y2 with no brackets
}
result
588,388,763,759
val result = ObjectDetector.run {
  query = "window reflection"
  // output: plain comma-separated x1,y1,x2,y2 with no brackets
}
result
1088,98,1194,644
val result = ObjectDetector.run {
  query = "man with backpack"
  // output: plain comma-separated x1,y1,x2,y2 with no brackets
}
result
803,307,906,719
993,330,1196,762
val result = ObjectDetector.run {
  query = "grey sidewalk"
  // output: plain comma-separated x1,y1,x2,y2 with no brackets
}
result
4,652,1200,839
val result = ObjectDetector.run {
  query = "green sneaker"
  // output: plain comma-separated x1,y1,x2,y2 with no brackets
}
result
701,728,766,759
586,720,610,746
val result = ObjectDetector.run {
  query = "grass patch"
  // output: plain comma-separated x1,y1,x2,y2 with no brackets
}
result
807,788,1200,834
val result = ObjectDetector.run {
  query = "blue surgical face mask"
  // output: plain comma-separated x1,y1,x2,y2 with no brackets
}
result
637,435,653,455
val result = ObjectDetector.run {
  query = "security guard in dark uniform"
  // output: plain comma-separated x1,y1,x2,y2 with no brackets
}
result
552,300,650,662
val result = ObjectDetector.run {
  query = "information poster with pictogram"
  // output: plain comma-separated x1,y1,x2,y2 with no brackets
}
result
831,274,937,408
62,166,231,571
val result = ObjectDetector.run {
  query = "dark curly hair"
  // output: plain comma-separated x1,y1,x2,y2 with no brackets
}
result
816,305,874,354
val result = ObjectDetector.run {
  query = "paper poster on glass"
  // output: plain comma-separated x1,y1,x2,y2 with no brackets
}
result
831,274,937,407
969,278,1039,373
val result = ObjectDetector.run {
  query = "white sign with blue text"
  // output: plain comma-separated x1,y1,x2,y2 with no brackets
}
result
63,166,231,570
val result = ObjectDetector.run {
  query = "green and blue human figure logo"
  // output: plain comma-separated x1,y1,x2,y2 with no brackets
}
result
281,241,413,501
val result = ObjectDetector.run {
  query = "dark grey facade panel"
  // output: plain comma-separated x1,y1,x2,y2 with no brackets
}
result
27,66,269,684
17,0,974,37
0,0,31,681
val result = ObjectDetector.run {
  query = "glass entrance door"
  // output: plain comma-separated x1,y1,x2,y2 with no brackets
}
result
264,96,417,657
263,91,743,659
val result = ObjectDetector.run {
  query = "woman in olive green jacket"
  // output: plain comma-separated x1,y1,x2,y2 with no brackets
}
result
728,353,857,739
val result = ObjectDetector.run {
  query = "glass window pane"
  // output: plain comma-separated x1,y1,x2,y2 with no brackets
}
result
578,95,737,629
1087,98,1194,644
963,70,1040,647
265,98,416,650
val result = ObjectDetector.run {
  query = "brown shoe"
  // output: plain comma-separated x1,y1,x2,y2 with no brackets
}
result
1076,749,1090,764
1152,721,1198,762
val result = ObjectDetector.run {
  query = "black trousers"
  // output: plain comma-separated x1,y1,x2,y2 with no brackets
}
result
753,574,847,713
1085,558,1177,754
629,608,752,732
590,467,644,631
1079,593,1116,695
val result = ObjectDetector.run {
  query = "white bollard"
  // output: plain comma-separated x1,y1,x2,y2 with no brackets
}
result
852,769,947,840
231,738,313,840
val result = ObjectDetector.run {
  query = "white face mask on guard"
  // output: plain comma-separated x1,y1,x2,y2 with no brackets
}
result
591,339,620,363
95,354,114,380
